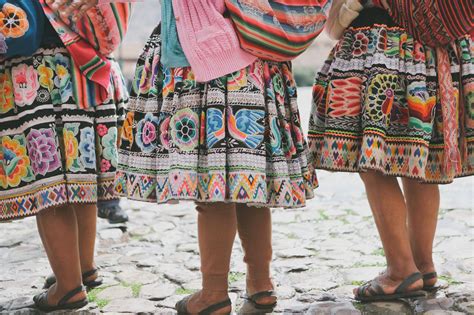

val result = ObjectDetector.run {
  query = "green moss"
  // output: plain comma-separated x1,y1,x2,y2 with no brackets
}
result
351,280,364,286
439,275,463,285
175,288,195,295
228,272,245,284
371,248,385,256
131,283,142,298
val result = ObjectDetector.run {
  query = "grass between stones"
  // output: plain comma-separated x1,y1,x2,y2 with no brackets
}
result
175,288,195,295
229,272,245,284
87,287,110,310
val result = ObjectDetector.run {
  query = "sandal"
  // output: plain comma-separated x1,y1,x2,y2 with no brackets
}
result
423,272,441,292
354,272,426,302
43,268,103,290
175,295,232,315
33,285,88,312
244,290,277,310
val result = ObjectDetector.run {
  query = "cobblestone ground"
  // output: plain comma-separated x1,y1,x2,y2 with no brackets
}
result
0,171,472,314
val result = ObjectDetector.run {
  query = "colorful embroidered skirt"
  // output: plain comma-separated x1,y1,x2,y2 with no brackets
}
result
116,26,318,208
308,24,474,184
0,46,128,221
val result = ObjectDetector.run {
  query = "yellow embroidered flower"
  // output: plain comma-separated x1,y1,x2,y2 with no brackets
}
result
38,64,54,91
0,3,29,38
0,136,31,188
63,129,79,170
56,64,68,78
0,72,14,114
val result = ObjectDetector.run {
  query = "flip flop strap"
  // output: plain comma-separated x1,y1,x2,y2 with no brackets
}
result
82,268,98,279
58,285,85,306
423,272,437,281
395,272,422,294
199,299,231,315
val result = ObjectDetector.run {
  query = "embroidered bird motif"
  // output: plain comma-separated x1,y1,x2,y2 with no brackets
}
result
228,107,265,149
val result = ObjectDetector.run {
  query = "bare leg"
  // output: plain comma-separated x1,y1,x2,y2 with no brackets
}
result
36,205,86,305
356,171,423,295
74,203,99,282
236,204,275,306
402,178,440,286
185,203,236,314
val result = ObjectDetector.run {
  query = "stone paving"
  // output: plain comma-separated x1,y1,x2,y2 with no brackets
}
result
0,170,473,314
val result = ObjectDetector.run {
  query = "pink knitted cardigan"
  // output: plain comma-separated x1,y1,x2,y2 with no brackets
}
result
172,0,257,82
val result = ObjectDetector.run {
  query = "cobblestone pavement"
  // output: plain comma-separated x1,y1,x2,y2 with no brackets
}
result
0,170,472,314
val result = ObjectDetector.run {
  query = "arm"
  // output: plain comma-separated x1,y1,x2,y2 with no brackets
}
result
326,0,363,40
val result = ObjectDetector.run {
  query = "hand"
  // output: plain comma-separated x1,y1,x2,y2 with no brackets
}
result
45,0,99,21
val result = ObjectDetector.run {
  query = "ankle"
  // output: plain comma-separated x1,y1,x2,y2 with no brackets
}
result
246,278,274,295
415,261,436,274
386,265,420,281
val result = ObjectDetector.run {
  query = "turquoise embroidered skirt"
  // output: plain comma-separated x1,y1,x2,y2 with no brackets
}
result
116,25,318,208
0,45,128,221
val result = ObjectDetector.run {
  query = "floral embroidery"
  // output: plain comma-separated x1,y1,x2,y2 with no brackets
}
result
53,54,73,103
171,108,199,151
0,135,35,188
97,124,108,137
0,4,29,39
136,113,159,153
26,129,61,176
38,63,54,91
101,127,118,168
160,116,171,150
121,112,134,144
352,32,369,56
11,64,39,106
0,72,14,113
101,159,111,172
63,124,80,171
78,127,96,169
228,69,248,91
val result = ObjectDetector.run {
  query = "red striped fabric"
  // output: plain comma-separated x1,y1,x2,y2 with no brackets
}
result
384,0,473,47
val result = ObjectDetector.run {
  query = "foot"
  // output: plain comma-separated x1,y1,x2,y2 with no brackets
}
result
353,270,424,299
416,263,437,288
98,203,128,224
246,280,277,308
41,283,87,306
177,290,231,314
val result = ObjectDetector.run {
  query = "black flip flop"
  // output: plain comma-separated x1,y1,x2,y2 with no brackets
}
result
355,272,427,302
175,295,231,315
43,268,103,290
244,290,277,310
34,285,88,312
423,272,441,292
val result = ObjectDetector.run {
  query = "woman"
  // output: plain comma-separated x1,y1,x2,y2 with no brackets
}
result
116,0,318,313
308,0,473,302
0,0,129,311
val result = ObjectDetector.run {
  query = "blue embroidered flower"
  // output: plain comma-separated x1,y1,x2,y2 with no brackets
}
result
78,127,96,169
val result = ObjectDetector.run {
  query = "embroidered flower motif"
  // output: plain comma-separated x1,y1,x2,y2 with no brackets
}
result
11,64,39,106
38,63,55,91
352,32,369,56
122,112,134,144
0,72,14,113
136,113,159,153
228,69,248,91
170,108,199,151
0,135,34,188
97,124,108,137
26,129,61,176
101,127,118,168
159,116,171,150
0,4,29,39
53,54,73,103
63,128,79,171
100,159,111,172
78,127,96,169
